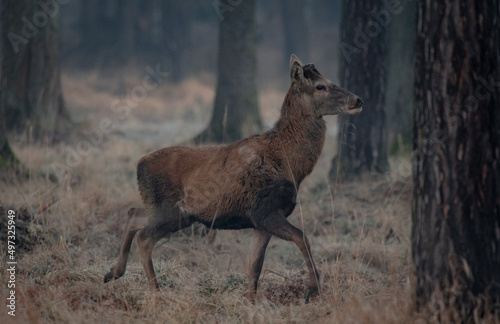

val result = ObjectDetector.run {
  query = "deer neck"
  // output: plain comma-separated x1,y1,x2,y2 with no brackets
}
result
270,89,326,185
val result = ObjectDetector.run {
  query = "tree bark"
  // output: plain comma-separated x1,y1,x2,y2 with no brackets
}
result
195,0,261,144
1,0,69,139
329,0,389,182
412,0,500,320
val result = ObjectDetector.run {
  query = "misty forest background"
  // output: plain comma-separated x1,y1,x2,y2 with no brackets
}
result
1,0,415,175
0,0,499,323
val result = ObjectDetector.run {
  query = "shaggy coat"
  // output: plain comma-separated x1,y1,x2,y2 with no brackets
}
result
104,54,363,301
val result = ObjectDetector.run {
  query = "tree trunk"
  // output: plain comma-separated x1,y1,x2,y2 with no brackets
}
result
280,0,308,69
412,0,500,320
385,0,415,154
1,0,69,139
195,0,261,144
329,0,389,182
0,127,18,169
162,0,192,82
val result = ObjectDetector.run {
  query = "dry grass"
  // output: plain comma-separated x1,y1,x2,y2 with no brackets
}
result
1,71,419,323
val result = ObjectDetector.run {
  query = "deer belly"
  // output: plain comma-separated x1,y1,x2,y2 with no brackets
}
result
197,211,255,230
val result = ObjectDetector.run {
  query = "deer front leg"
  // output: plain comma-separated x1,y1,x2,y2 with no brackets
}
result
290,230,320,302
257,214,320,302
245,229,272,302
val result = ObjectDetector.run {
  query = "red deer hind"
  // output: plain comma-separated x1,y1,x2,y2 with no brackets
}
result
104,54,363,302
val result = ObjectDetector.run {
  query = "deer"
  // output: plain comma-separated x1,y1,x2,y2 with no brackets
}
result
104,54,363,302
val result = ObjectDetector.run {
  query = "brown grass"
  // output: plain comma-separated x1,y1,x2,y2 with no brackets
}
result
1,71,421,323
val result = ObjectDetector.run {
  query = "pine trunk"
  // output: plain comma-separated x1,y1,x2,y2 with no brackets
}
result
330,0,389,182
1,0,69,139
196,0,261,144
412,0,500,320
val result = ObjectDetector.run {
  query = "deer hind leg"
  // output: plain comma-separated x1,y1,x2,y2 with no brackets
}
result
245,229,272,302
104,207,149,283
135,205,194,289
257,214,320,302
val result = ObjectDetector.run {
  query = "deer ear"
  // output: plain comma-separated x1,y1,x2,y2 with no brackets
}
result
290,54,303,69
290,54,305,84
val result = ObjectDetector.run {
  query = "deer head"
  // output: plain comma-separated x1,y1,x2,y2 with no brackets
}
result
289,54,363,117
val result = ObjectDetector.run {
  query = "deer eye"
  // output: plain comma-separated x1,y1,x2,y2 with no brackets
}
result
315,85,326,91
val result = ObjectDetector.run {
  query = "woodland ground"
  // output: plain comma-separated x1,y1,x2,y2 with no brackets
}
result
0,69,427,323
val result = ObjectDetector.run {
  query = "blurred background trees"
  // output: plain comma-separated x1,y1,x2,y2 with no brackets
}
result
1,0,343,163
280,0,308,72
55,0,335,80
384,0,414,155
73,0,193,78
1,0,69,139
329,0,390,182
329,0,416,182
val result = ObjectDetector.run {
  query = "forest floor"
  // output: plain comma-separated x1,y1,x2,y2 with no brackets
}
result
0,70,422,323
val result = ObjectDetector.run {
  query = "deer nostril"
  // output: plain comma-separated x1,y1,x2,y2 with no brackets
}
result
357,98,363,107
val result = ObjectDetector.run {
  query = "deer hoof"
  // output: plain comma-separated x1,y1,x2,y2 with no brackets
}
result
304,286,319,303
104,270,120,283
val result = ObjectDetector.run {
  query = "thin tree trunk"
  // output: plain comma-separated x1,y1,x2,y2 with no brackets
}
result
162,0,191,82
329,0,389,182
195,0,261,144
280,0,308,69
412,0,500,320
1,0,69,139
385,0,415,153
0,127,18,169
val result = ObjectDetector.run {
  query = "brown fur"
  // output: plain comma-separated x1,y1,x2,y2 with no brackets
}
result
104,55,363,302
